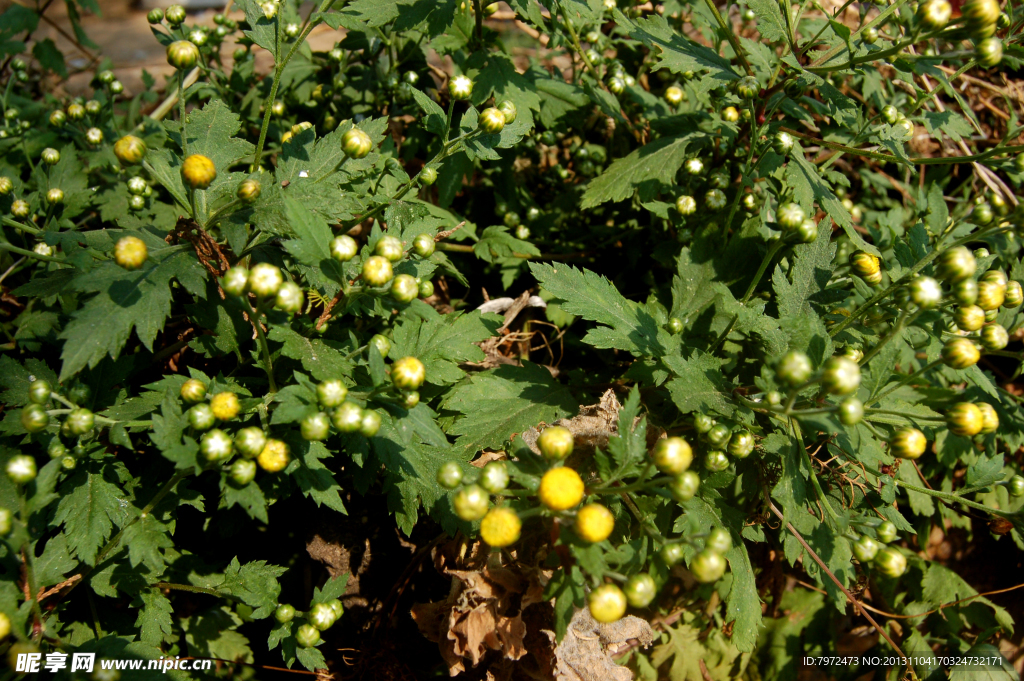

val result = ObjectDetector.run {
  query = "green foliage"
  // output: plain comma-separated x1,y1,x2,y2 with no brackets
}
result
0,0,1023,676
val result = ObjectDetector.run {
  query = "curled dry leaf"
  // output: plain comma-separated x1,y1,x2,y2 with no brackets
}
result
411,545,553,677
554,607,654,681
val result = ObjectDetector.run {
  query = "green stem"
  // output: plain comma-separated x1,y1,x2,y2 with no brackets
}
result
909,59,976,116
798,0,857,58
701,0,753,75
87,590,104,639
19,493,45,642
870,358,943,404
590,475,673,494
788,406,838,416
985,349,1024,360
442,98,456,144
781,127,905,164
152,582,235,598
205,198,241,229
178,70,187,157
95,470,190,566
562,9,608,83
806,26,945,74
780,0,796,51
0,242,63,263
711,230,786,354
869,467,1010,517
791,419,838,520
340,131,479,230
251,0,334,170
808,0,912,67
865,407,944,421
786,131,1024,167
859,309,914,366
243,299,278,393
2,216,42,235
472,0,484,46
742,239,786,303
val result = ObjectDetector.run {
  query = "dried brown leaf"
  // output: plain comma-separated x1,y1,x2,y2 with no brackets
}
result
554,608,654,681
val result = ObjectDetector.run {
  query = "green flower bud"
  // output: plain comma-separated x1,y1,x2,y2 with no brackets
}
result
821,356,860,395
838,397,863,426
362,254,395,287
776,350,813,386
167,40,200,70
936,246,976,283
301,412,331,441
652,437,693,474
538,425,574,460
874,547,907,577
437,461,464,489
479,461,509,493
330,235,358,262
331,402,363,433
341,128,373,158
946,402,984,437
690,549,727,583
727,431,755,459
478,107,506,134
453,484,489,521
6,454,37,484
941,337,980,369
390,273,419,303
669,470,700,502
623,573,658,608
891,427,926,459
853,535,881,562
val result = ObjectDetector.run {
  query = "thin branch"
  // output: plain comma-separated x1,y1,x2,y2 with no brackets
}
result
767,501,914,672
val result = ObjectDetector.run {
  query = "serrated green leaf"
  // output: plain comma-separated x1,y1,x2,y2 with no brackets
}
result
222,477,270,523
617,12,736,90
664,352,736,416
59,244,207,380
773,222,837,319
755,589,827,680
34,532,77,587
444,362,578,454
137,590,175,646
922,110,973,143
270,326,354,381
0,355,59,407
389,307,500,385
183,607,253,663
605,387,647,476
527,69,590,128
473,225,540,262
237,0,277,58
53,463,127,565
530,262,678,357
370,408,472,535
747,0,788,42
411,88,446,135
966,454,1004,490
948,645,1017,681
295,646,328,672
168,99,254,170
291,439,348,514
219,557,287,619
681,493,762,652
789,150,879,257
311,573,350,604
581,133,694,208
